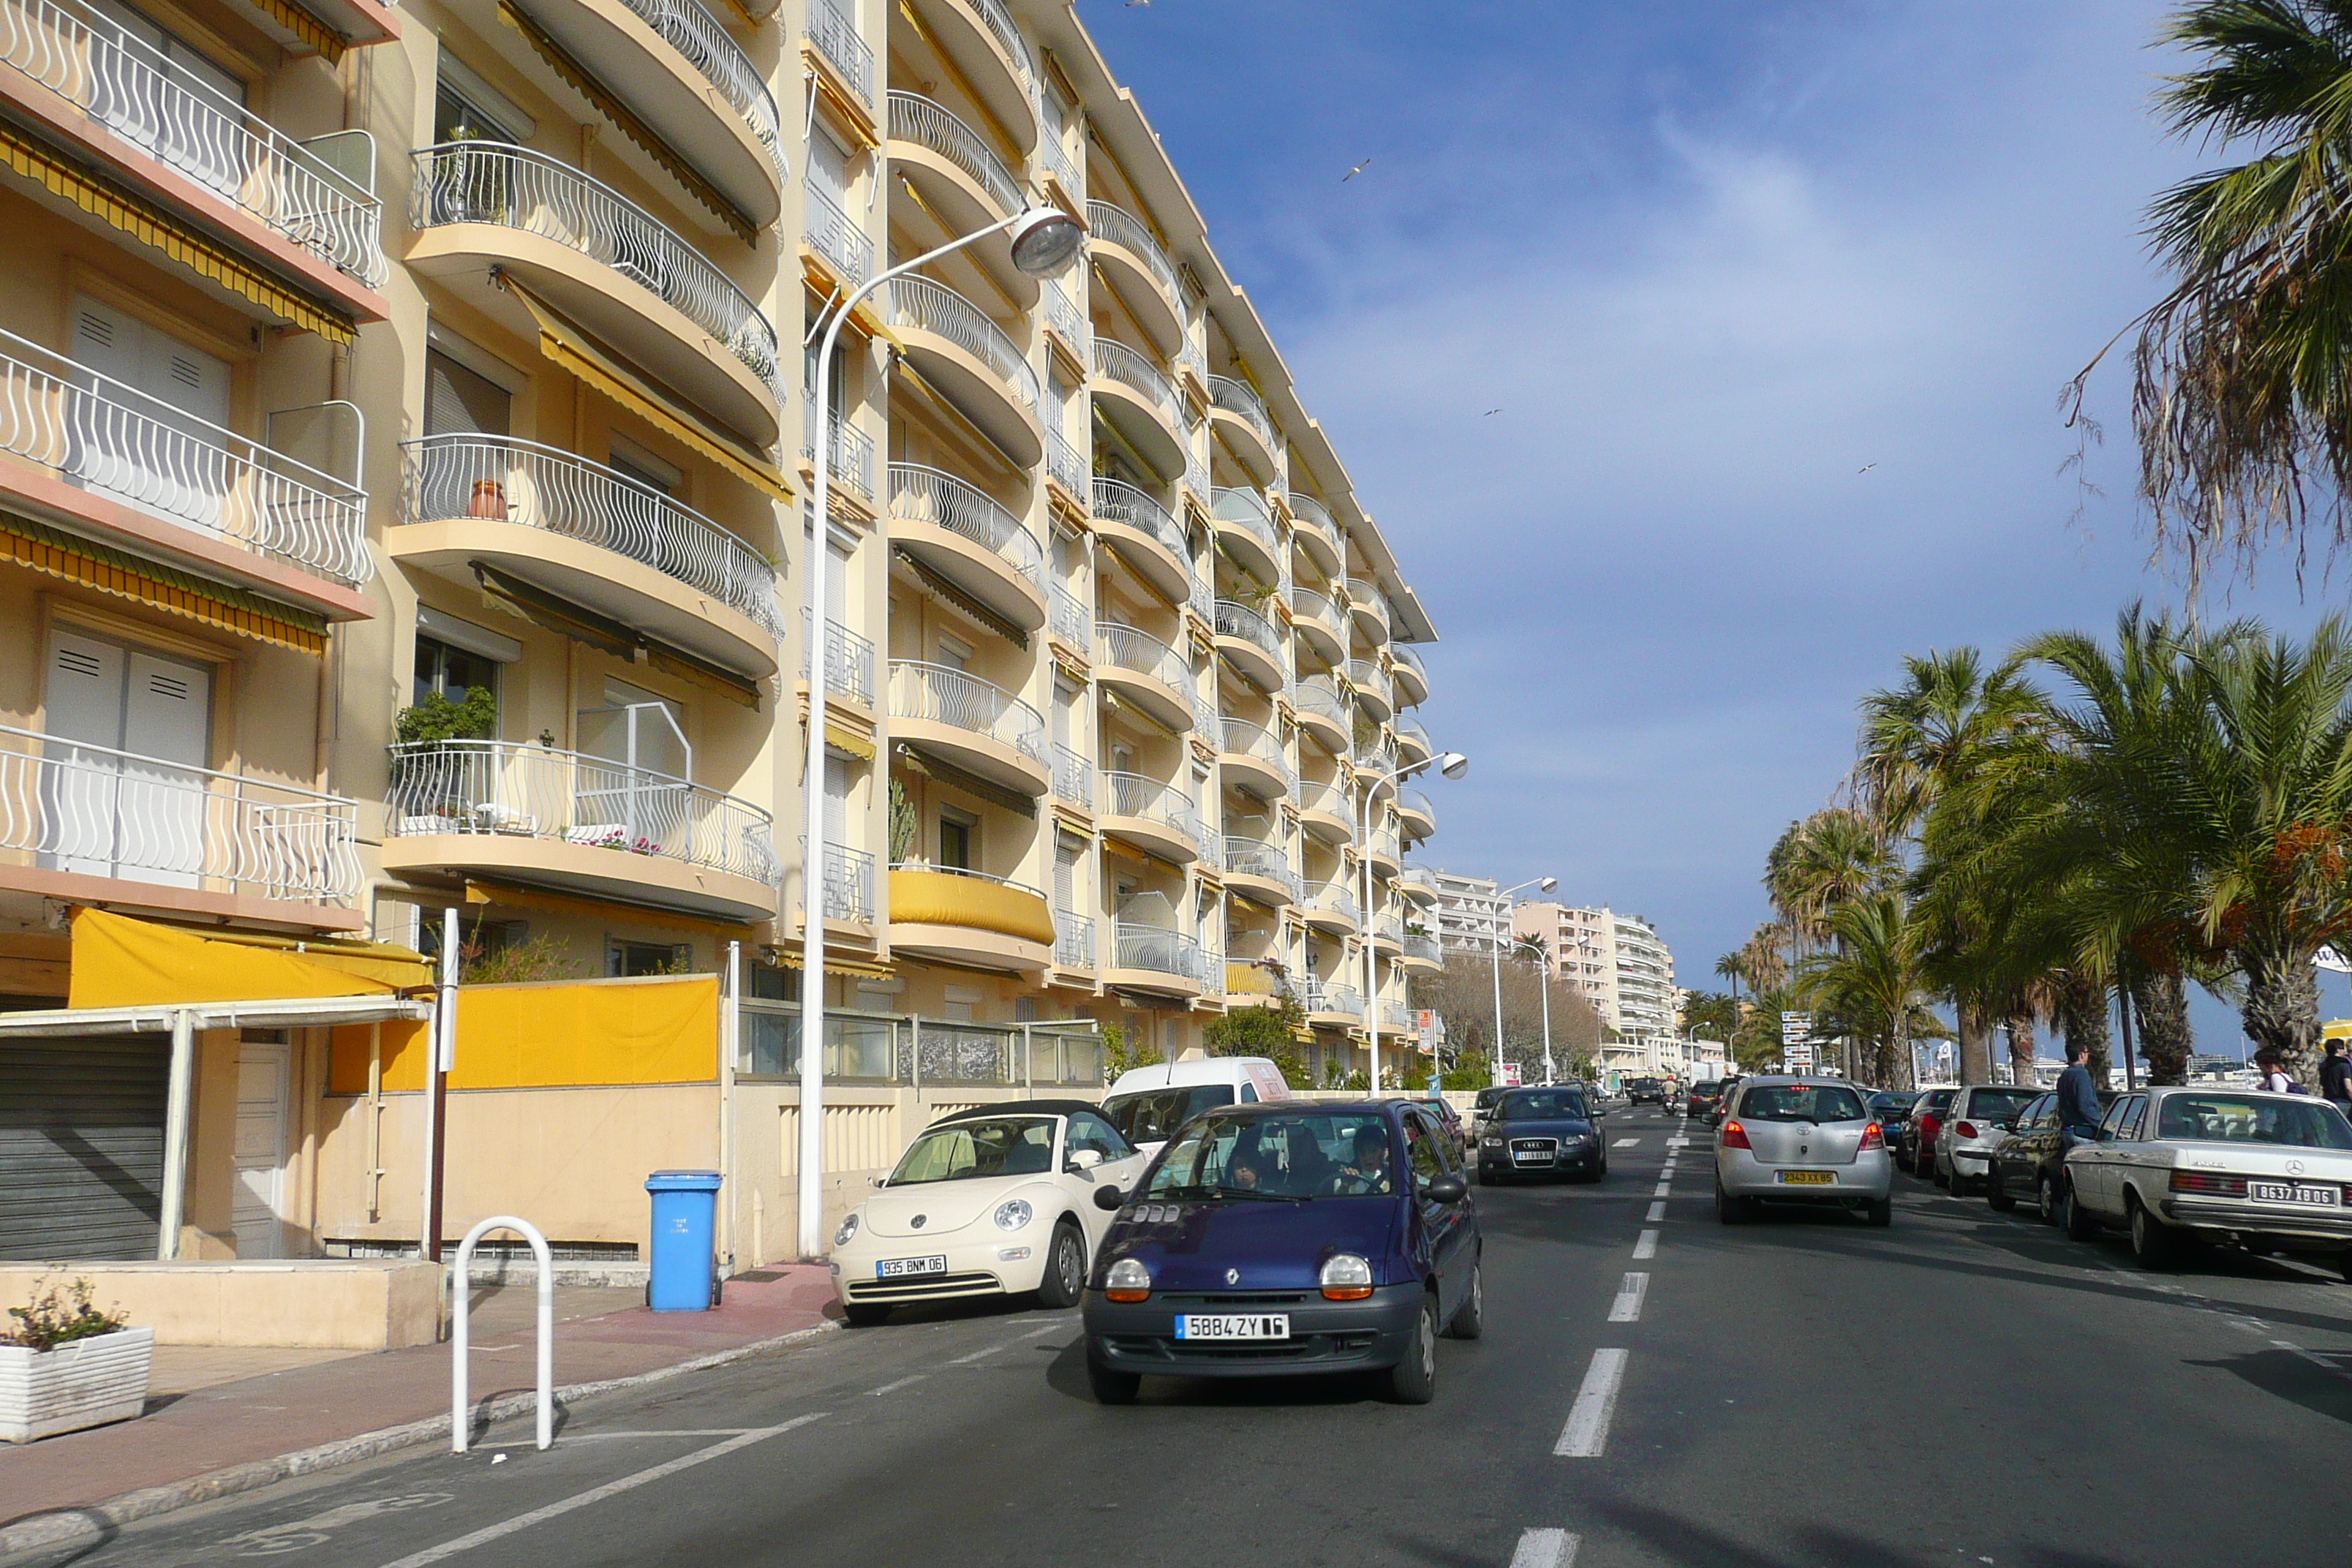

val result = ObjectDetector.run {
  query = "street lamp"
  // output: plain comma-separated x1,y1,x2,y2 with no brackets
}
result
1509,934,1556,1085
1360,750,1466,1094
799,206,1085,1261
1489,876,1556,1088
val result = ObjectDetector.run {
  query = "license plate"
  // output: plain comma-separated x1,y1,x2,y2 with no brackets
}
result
1776,1170,1835,1186
1513,1150,1551,1163
875,1254,948,1280
2249,1182,2342,1207
1173,1313,1289,1341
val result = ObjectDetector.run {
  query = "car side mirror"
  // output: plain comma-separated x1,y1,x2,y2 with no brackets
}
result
1093,1185,1126,1212
2098,1128,2116,1143
1066,1148,1104,1173
1426,1174,1468,1205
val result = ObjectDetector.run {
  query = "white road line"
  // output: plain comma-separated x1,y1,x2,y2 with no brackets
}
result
1612,1138,1640,1148
1554,1349,1628,1457
870,1375,926,1395
1646,1200,1666,1222
1608,1273,1650,1323
1632,1229,1659,1260
1651,1182,1671,1198
949,1341,1015,1364
1022,1322,1071,1338
381,1414,828,1567
567,1429,759,1441
1509,1527,1581,1568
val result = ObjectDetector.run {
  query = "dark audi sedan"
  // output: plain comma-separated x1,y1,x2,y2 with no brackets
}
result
1082,1100,1481,1405
1477,1086,1609,1183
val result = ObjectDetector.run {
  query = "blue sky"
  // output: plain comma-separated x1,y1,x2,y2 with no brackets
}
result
1082,0,2352,1051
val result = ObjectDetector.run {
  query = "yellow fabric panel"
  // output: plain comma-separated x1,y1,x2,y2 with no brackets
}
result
2326,1019,2352,1041
824,722,876,761
1225,963,1276,996
448,975,718,1088
0,520,328,654
886,868,1055,946
463,880,755,941
69,907,394,1008
253,0,346,60
188,929,429,987
328,1019,429,1093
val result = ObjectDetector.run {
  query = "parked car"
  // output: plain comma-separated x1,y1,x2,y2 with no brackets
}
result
1625,1077,1666,1105
2059,1088,2352,1276
1477,1087,1608,1183
829,1101,1147,1325
1898,1088,1959,1175
1715,1077,1893,1226
1705,1076,1744,1127
1082,1100,1481,1404
1868,1091,1918,1141
1686,1082,1725,1119
1983,1090,2117,1221
1933,1085,2046,1195
1101,1057,1292,1158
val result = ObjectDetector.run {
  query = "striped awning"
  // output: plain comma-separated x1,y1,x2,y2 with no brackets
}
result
0,510,329,654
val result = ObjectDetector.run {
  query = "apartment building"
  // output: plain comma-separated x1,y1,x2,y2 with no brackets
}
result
1429,867,1506,954
1515,902,1678,1041
0,0,1443,1262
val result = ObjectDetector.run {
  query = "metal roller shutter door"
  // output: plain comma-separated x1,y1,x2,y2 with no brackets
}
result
0,1036,169,1260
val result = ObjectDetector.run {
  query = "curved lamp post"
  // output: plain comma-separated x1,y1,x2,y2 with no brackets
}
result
1489,876,1556,1087
799,206,1085,1261
1360,750,1466,1093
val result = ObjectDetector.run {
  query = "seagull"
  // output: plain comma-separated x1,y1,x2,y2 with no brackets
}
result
1856,462,1877,475
1343,156,1373,182
1482,408,1502,417
1126,1,1148,7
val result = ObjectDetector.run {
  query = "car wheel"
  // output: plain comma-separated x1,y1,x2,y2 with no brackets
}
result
1385,1293,1440,1404
2339,1251,2352,1286
843,1303,892,1327
2129,1198,2179,1270
1088,1358,1140,1405
1716,1177,1744,1225
1948,1164,1971,1198
1931,1158,1949,1189
1446,1260,1485,1341
2063,1180,2101,1242
2038,1173,2061,1226
1866,1196,1892,1228
1035,1221,1086,1309
1986,1161,2016,1212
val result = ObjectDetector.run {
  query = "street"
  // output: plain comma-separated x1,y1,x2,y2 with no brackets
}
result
16,1106,2352,1568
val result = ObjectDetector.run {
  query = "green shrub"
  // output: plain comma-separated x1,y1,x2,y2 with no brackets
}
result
4,1278,127,1352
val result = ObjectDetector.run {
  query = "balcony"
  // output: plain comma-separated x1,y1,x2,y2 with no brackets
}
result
1348,659,1393,720
1048,581,1089,648
1301,977,1363,1025
1398,862,1439,903
1394,715,1433,765
0,325,369,606
904,0,1038,154
887,462,1045,631
888,862,1053,973
1089,478,1190,603
1216,717,1289,802
1085,201,1181,353
1353,736,1398,792
888,91,1032,296
1345,576,1391,640
384,739,780,921
1289,587,1347,665
1400,930,1444,974
803,401,874,501
804,0,873,108
1212,598,1284,693
1044,426,1088,505
1210,486,1281,581
1396,787,1436,840
1391,644,1430,708
1221,836,1295,908
1090,337,1186,480
1051,744,1092,810
1296,775,1354,844
802,836,876,923
1365,829,1400,878
1098,770,1199,864
803,181,873,287
410,143,779,448
1041,276,1089,368
1288,492,1343,576
395,433,782,678
1371,918,1402,957
1207,375,1278,481
1102,921,1205,1000
0,723,358,923
1292,676,1351,753
886,274,1041,465
887,660,1048,796
1302,881,1359,936
1093,621,1193,731
1054,908,1096,970
806,610,876,707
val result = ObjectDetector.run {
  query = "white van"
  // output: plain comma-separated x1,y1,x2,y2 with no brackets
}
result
1100,1058,1292,1158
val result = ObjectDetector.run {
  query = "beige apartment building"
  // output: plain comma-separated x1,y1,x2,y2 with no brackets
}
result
1515,902,1678,1041
0,0,1444,1270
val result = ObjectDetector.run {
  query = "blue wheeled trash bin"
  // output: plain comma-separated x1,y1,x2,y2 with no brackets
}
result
644,1170,722,1311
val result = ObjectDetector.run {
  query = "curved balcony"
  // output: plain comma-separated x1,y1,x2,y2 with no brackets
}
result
1394,715,1433,765
1090,477,1191,603
1353,737,1398,796
903,0,1038,154
1345,575,1391,641
1288,492,1343,577
512,0,785,227
1221,836,1295,908
1207,375,1278,481
1396,786,1436,840
1289,587,1347,665
886,92,1032,301
1093,621,1193,731
1301,979,1364,1028
1103,921,1205,1000
1098,770,1200,864
396,434,780,677
1297,775,1354,844
384,739,779,921
1292,680,1351,755
1398,862,1439,904
1210,486,1281,581
888,862,1053,974
1400,930,1444,975
1213,598,1284,692
886,462,1044,631
1216,717,1290,802
1090,337,1187,480
1366,831,1401,878
887,274,1041,466
887,660,1048,796
1085,202,1183,355
410,143,778,447
1348,659,1394,721
1371,919,1402,957
1390,644,1430,708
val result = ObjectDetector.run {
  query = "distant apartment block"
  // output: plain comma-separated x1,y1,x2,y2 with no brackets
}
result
1515,902,1678,1041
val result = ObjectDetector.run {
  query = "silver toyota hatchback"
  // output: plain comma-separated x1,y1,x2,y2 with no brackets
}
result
1715,1076,1894,1226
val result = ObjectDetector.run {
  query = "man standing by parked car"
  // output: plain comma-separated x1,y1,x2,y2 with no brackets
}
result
2322,1038,2352,1109
2057,1039,2103,1153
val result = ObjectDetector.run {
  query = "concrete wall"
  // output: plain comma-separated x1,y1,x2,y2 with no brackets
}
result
0,1260,439,1349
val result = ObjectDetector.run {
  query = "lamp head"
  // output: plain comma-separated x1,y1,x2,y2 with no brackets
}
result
1439,751,1469,780
1538,876,1558,893
1009,208,1086,275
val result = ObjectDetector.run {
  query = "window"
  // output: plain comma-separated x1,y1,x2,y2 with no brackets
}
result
2116,1097,2148,1142
423,348,510,438
939,810,974,870
434,79,519,144
606,437,681,497
414,635,500,717
1406,1115,1446,1191
1065,1112,1131,1162
608,940,689,977
2097,1097,2135,1139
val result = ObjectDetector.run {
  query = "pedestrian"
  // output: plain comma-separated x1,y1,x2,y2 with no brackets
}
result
2055,1039,2103,1153
2321,1039,2352,1107
2253,1048,2305,1095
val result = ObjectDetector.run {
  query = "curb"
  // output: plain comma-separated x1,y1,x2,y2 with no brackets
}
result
0,1319,840,1560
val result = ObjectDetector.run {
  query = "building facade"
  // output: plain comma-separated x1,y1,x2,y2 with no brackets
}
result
1515,902,1678,1041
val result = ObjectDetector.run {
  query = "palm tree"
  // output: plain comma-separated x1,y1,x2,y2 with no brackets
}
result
1798,892,1943,1088
1714,950,1746,1003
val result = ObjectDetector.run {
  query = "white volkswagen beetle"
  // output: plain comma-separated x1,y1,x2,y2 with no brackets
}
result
829,1100,1147,1324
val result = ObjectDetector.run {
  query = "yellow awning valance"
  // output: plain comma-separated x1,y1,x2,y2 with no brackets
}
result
252,0,348,60
0,511,330,654
825,722,876,761
69,907,421,1009
464,879,758,942
777,949,894,979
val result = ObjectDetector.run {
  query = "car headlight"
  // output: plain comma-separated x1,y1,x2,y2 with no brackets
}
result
1104,1256,1152,1301
833,1213,859,1249
1319,1252,1374,1301
993,1199,1033,1232
1482,1137,1504,1148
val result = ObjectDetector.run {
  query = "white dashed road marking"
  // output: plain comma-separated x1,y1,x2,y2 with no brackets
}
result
1609,1273,1649,1323
1509,1527,1581,1567
870,1376,925,1396
1646,1201,1667,1222
1554,1349,1628,1457
1651,1181,1671,1198
1612,1139,1640,1148
1632,1229,1659,1259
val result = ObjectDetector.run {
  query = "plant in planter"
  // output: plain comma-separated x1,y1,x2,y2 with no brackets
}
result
391,688,500,832
1,1278,152,1444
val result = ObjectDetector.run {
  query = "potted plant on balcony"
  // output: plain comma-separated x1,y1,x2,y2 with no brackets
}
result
1,1278,150,1444
391,687,498,834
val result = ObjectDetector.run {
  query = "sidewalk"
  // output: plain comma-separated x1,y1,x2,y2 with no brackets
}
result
0,1267,839,1548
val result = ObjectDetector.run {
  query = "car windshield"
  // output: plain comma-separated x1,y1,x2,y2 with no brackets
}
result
1145,1111,1398,1199
1964,1090,2039,1124
1870,1095,1915,1116
2153,1095,2352,1150
1740,1084,1869,1123
1101,1085,1235,1146
1502,1090,1589,1121
1922,1090,1956,1112
886,1117,1058,1185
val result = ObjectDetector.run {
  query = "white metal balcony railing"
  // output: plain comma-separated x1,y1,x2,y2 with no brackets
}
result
1041,276,1088,358
1045,423,1088,498
1039,99,1083,199
1095,621,1188,693
1101,769,1199,844
1086,200,1177,302
804,0,872,107
412,144,777,389
1222,835,1293,894
1293,678,1349,732
1,0,385,286
802,400,875,500
802,836,875,921
1290,587,1346,641
1187,563,1213,625
1051,743,1092,810
1349,659,1389,698
1092,337,1181,429
1208,374,1275,453
1391,644,1428,687
1112,921,1203,981
1308,883,1361,925
1296,774,1350,821
888,275,1039,412
800,608,874,706
1399,862,1438,892
1177,337,1207,388
968,0,1036,94
1213,598,1281,660
1183,437,1209,502
1403,930,1444,965
1354,737,1398,775
1289,491,1340,554
1211,487,1279,558
1055,908,1094,969
1218,717,1290,782
403,434,783,638
387,739,780,886
0,723,357,904
1395,716,1433,754
889,91,1017,215
803,180,873,286
1301,977,1362,1016
1091,475,1186,565
1049,581,1088,645
619,0,785,183
888,462,1041,588
888,660,1044,764
1346,576,1390,629
0,325,369,587
1382,1000,1412,1030
1397,785,1436,825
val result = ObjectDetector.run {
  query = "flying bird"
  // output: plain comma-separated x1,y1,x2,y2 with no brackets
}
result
1856,463,1877,475
1343,156,1373,182
1482,408,1503,417
1125,1,1148,7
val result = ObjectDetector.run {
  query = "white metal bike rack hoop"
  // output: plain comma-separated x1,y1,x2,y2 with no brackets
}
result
451,1214,553,1452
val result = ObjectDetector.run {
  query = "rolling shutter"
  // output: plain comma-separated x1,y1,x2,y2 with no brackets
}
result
0,1036,170,1260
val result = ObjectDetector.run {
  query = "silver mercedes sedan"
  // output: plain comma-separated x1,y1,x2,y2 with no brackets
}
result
1715,1076,1894,1226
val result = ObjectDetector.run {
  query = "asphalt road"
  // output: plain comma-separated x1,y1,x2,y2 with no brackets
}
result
13,1105,2352,1568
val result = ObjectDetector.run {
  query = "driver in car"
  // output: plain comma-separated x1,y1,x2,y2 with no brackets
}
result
1332,1126,1394,1194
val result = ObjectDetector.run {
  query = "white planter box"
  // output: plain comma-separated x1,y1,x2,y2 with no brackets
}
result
0,1327,154,1443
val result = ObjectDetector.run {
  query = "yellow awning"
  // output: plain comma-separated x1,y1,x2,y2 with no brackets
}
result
69,907,423,1009
0,511,329,654
777,949,895,979
825,721,877,761
464,879,758,942
330,974,719,1093
252,0,348,60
